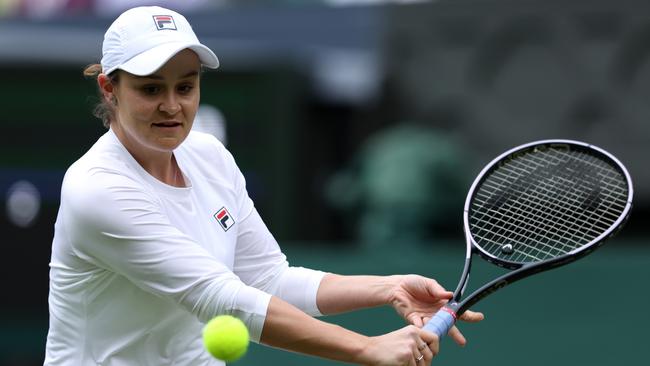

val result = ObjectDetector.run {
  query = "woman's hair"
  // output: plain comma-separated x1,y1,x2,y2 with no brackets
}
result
84,64,119,128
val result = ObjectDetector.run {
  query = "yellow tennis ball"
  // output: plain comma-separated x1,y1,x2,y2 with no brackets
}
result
202,315,250,362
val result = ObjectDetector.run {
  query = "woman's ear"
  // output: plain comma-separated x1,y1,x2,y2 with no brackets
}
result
98,73,116,104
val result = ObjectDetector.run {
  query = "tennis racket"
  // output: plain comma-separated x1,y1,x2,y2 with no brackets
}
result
423,139,633,338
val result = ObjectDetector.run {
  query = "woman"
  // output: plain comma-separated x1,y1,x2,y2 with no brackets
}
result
45,6,482,366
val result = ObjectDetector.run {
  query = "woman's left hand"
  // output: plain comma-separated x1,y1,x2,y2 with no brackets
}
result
388,274,484,346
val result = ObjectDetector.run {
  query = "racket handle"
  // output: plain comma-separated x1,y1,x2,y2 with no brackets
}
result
422,307,457,338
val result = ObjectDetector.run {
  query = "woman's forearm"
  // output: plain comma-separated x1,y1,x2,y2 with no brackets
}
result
260,275,460,365
260,296,370,364
316,274,401,315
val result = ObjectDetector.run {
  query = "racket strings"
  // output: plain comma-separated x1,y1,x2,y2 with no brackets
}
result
477,181,612,261
479,151,624,260
486,155,618,246
474,193,596,261
476,160,617,260
469,147,629,263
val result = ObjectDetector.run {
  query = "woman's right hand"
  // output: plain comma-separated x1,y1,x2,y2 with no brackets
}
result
357,325,439,366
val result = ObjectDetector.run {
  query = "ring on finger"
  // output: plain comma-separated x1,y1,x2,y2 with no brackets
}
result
416,354,424,362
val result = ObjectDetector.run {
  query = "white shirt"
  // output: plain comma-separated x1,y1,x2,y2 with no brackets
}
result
45,129,325,365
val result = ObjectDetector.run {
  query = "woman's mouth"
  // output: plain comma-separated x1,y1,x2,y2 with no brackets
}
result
152,121,182,128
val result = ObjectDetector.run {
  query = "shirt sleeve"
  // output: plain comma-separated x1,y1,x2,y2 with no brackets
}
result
61,167,271,342
217,137,327,316
234,207,327,317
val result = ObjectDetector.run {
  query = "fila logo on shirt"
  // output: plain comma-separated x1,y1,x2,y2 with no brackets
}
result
214,207,235,231
152,15,177,30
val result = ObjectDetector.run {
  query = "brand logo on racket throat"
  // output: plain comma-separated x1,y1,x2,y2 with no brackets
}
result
214,207,235,231
152,15,177,30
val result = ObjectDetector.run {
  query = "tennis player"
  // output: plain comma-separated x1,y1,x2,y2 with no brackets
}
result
44,6,482,366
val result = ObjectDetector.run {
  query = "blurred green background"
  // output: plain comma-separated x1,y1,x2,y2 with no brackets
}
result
1,0,648,365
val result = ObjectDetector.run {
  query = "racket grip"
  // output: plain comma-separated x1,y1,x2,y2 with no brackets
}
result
422,307,457,338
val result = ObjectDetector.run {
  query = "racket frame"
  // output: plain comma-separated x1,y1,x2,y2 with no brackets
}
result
447,139,634,316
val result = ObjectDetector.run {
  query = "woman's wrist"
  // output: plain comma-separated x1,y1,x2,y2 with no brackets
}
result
351,333,374,365
383,274,406,306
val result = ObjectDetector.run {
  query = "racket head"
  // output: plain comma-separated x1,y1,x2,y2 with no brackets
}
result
464,139,633,269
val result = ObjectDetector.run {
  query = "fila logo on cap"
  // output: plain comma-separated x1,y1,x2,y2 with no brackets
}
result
214,207,235,231
152,15,177,30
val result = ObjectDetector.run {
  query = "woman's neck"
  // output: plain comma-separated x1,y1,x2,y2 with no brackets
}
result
111,125,186,187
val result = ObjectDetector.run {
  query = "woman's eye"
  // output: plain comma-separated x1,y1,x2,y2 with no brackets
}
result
178,85,194,93
142,86,160,94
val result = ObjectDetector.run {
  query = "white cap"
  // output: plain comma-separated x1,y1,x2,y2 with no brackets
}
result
100,6,219,76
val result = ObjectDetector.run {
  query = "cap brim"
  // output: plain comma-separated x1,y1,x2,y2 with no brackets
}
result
117,42,219,76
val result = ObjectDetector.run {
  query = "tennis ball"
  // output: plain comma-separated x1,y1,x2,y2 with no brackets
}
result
202,315,250,362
